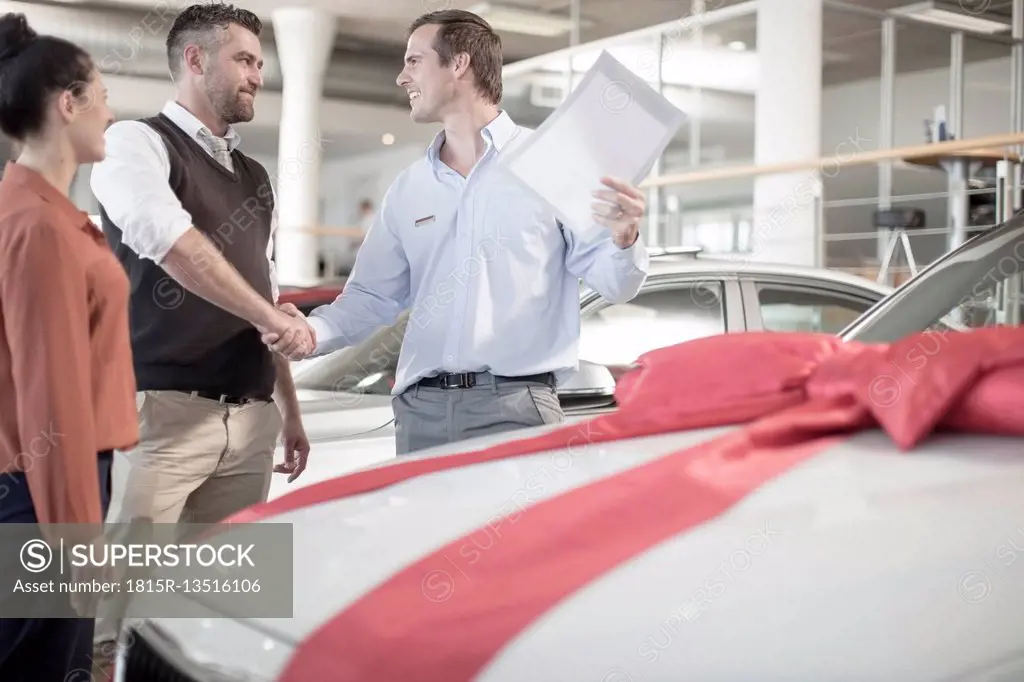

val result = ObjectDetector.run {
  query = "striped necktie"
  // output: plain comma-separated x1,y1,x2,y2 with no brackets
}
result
199,129,234,172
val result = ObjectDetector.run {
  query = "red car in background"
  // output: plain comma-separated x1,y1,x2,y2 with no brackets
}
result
278,279,347,315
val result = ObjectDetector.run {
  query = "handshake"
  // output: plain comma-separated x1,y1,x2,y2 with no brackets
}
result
258,302,317,360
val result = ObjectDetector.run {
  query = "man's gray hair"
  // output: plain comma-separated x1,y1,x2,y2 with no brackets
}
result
165,3,262,77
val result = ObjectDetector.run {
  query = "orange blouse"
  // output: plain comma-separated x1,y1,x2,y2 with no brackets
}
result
0,162,138,526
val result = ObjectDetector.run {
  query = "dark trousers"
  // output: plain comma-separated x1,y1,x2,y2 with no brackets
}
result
0,451,112,682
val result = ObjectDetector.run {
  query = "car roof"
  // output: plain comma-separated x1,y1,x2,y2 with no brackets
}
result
281,248,891,299
637,250,893,294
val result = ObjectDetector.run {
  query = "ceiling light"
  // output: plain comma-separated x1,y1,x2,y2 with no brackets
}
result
537,44,759,95
381,133,394,145
727,40,746,51
469,2,586,37
890,1,1010,34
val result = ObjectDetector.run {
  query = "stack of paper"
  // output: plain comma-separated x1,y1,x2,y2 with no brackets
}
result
498,50,687,240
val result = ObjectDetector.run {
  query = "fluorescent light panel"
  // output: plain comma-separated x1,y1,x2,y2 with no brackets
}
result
530,43,759,95
469,2,579,37
891,1,1010,34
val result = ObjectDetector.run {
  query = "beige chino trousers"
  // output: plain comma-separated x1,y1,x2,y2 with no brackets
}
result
93,389,283,652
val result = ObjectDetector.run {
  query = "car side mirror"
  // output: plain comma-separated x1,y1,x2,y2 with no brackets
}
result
557,360,616,398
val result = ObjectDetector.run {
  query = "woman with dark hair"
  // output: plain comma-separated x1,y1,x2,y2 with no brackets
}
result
0,12,138,681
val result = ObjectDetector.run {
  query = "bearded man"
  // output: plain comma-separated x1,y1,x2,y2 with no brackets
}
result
91,2,313,552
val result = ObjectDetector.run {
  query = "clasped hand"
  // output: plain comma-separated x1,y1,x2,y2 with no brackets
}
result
258,302,316,360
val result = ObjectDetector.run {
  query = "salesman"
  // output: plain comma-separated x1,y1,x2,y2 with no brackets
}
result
265,9,650,455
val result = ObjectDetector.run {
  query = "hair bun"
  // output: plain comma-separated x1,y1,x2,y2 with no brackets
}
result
0,13,37,64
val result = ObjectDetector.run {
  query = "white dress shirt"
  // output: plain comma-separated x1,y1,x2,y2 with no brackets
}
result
90,100,279,302
308,111,649,394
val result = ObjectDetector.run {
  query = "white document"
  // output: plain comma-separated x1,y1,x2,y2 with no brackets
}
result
498,50,686,240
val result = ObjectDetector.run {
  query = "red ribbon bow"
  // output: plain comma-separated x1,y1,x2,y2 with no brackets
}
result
608,325,1024,451
237,327,1024,682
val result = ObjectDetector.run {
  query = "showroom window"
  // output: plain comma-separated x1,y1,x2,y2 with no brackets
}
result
756,283,874,334
580,281,726,376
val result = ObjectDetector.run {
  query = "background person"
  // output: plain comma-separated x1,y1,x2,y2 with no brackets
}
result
265,10,650,455
0,13,136,681
89,2,313,666
319,197,372,277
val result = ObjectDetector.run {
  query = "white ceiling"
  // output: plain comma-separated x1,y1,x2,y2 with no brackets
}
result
59,0,1020,80
8,0,1023,161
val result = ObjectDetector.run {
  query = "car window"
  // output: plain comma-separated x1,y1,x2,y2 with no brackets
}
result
841,215,1024,343
756,283,875,334
580,282,726,378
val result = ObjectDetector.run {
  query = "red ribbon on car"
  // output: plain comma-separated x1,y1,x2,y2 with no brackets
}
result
233,327,1024,682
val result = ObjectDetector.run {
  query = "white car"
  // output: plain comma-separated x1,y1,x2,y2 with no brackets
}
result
269,251,892,499
116,215,1024,681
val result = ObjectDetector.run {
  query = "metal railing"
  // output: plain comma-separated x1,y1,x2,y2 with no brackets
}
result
628,131,1024,287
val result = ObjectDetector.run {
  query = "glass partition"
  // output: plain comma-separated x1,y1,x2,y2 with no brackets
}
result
309,1,1024,291
492,0,1024,279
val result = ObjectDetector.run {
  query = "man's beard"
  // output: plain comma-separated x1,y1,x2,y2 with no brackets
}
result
210,85,256,124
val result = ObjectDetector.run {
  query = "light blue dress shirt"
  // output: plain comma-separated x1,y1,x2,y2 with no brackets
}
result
307,111,650,394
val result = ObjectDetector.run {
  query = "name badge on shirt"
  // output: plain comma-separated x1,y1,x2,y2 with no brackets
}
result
414,215,436,227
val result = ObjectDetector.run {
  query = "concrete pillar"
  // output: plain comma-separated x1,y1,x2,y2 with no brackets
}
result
751,0,823,266
271,7,336,286
71,164,98,213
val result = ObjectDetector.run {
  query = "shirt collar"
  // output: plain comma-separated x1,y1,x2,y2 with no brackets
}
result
426,110,518,167
482,110,517,151
161,100,242,151
1,162,96,233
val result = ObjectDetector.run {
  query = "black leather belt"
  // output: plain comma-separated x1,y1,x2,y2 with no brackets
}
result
179,390,272,405
417,371,555,390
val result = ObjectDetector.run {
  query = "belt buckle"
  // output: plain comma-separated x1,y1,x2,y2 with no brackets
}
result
441,372,475,389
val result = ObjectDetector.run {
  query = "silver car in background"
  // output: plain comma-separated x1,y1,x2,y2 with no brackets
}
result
270,251,892,498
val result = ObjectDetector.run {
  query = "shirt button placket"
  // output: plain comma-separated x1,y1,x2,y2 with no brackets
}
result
452,186,478,367
443,182,469,369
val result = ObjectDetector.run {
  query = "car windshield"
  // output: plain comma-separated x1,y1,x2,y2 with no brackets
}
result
840,213,1024,343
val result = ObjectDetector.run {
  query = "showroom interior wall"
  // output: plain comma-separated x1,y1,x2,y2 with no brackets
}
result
315,52,1018,256
3,1,1019,277
9,54,1014,275
821,53,1015,266
319,144,425,227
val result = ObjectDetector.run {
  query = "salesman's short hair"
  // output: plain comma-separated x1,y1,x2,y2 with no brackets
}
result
408,10,503,105
166,3,262,77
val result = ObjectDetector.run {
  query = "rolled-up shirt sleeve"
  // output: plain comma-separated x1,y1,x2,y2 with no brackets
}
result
1,213,101,526
268,187,280,304
90,120,194,263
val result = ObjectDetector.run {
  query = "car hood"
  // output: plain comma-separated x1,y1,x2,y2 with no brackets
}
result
290,389,396,445
293,388,393,413
129,428,1024,682
130,328,1024,681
